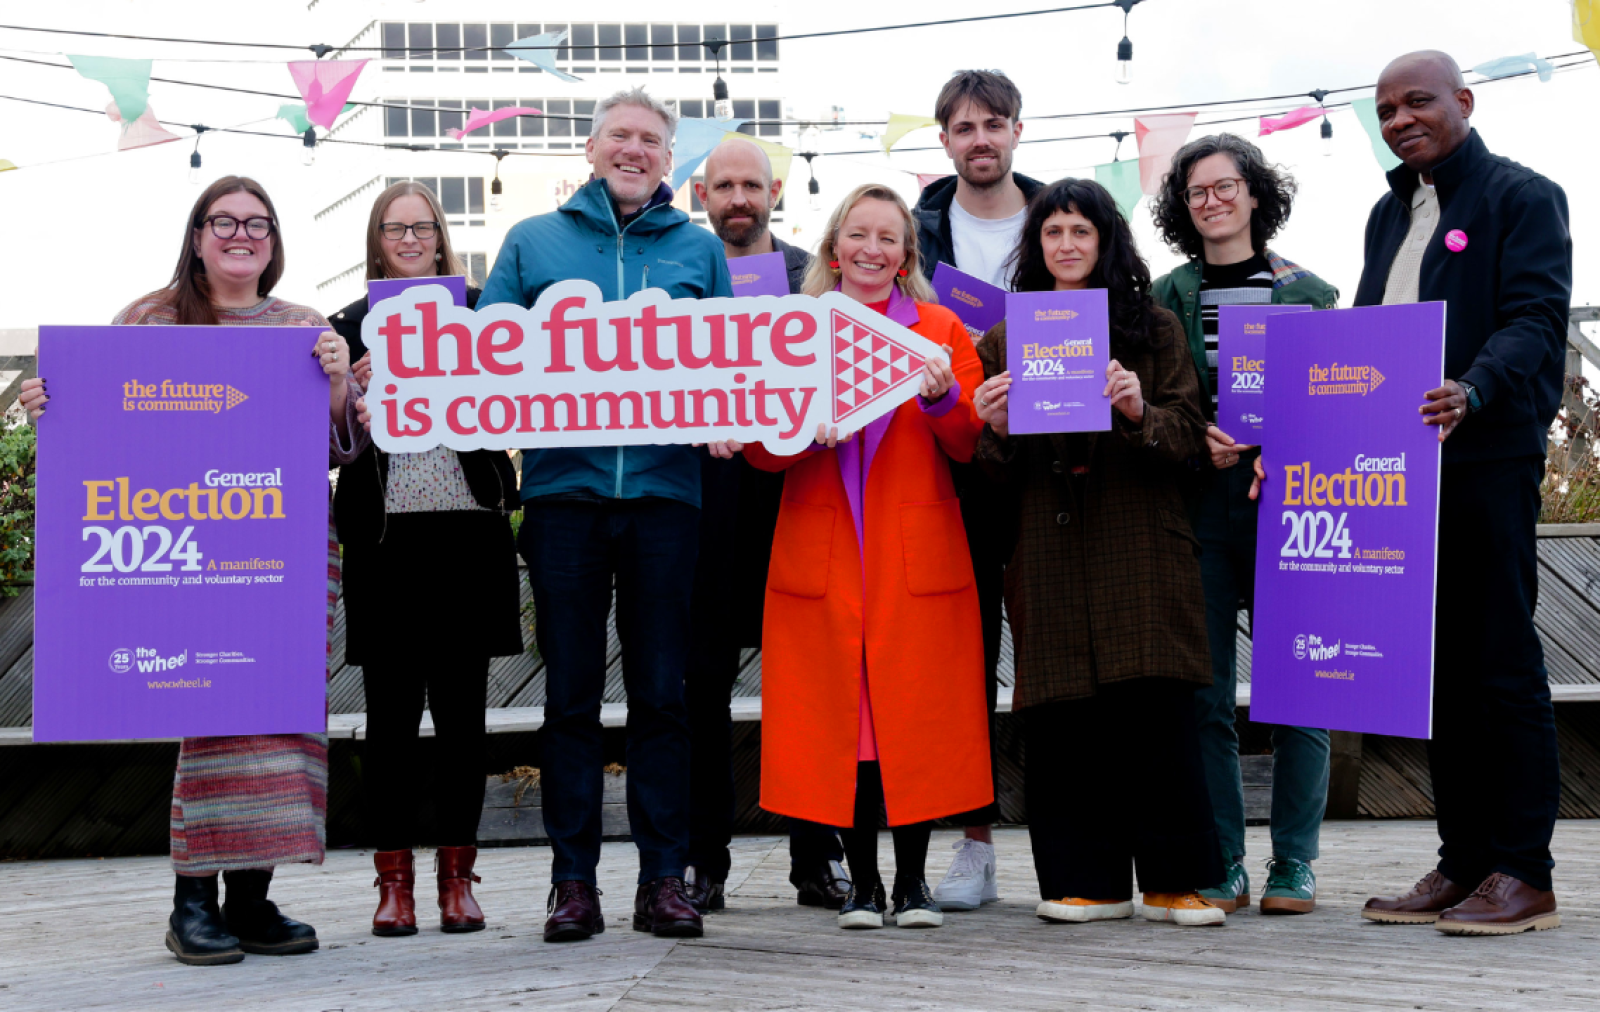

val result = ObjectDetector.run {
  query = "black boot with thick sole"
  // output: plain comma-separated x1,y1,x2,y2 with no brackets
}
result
165,874,245,966
222,869,319,956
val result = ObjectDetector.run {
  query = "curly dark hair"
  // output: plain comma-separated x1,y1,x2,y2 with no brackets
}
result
1009,177,1165,357
1150,133,1298,261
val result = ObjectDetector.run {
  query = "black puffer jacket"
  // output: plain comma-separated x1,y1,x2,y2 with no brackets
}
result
912,172,1046,281
328,286,518,545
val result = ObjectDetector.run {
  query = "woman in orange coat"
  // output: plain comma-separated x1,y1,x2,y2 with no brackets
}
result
744,184,992,931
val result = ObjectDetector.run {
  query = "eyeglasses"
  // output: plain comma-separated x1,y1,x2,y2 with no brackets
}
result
200,215,275,240
381,221,440,240
1183,178,1246,209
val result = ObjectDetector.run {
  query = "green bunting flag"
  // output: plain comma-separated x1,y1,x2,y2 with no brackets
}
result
67,55,152,122
1095,159,1143,220
276,102,356,135
1351,98,1402,173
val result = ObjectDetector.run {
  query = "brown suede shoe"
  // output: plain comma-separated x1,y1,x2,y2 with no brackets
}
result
544,881,604,943
372,850,418,937
633,877,704,938
1436,873,1560,936
1362,870,1471,924
436,846,486,933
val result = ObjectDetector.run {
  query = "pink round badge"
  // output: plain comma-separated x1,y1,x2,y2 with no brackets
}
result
1444,229,1468,252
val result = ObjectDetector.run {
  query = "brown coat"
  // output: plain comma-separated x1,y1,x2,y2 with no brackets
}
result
976,307,1211,709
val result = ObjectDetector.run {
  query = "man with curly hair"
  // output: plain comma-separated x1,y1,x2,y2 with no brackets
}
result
1149,133,1338,917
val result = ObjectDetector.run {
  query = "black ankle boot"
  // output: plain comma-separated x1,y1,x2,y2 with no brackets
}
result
222,870,319,956
165,874,245,966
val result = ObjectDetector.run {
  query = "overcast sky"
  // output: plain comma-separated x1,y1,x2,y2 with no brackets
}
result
0,0,1594,357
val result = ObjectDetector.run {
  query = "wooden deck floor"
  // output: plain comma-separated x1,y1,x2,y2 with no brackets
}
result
2,821,1597,1011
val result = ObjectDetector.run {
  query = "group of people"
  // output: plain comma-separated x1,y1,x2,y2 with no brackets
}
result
18,47,1572,964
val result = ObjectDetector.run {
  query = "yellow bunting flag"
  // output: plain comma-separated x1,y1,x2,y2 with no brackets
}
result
0,160,16,173
881,114,940,156
1576,0,1600,64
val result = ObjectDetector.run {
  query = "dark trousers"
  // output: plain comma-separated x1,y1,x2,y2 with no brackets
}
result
686,456,843,881
361,658,489,851
1024,680,1223,900
839,761,932,888
954,464,1006,826
1430,456,1560,892
520,498,699,886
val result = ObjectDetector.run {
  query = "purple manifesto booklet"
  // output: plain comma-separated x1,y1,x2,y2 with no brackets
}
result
931,262,1005,341
368,274,467,308
1217,303,1313,443
728,251,789,298
1004,288,1111,434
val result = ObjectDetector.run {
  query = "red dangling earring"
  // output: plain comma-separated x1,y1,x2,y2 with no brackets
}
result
829,260,840,269
897,268,909,278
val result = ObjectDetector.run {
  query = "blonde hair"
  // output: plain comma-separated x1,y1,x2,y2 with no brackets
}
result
364,181,467,282
802,184,937,303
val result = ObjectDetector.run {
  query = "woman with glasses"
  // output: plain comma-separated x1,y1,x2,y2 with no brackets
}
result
1149,135,1339,917
329,181,521,938
20,176,363,965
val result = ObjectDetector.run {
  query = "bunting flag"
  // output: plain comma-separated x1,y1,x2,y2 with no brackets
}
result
286,59,368,130
507,31,583,82
916,173,951,192
671,117,748,189
1575,1,1600,65
1351,97,1402,172
68,55,152,122
1094,160,1143,220
881,114,940,156
0,160,15,173
725,133,795,192
1259,105,1323,137
449,105,544,140
1470,53,1555,82
275,102,355,135
106,100,180,151
1133,113,1197,194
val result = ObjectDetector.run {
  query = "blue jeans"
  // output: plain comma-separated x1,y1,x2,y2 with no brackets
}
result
520,498,699,886
1192,463,1330,864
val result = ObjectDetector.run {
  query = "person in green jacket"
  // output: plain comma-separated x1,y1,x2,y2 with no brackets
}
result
1149,133,1338,917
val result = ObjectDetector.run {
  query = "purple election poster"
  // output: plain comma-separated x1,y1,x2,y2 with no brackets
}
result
931,262,1005,341
727,251,789,298
1249,303,1445,739
32,326,331,742
369,274,467,308
1004,288,1111,435
1216,303,1312,443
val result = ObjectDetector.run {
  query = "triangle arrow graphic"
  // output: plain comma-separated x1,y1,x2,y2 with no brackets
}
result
830,309,926,423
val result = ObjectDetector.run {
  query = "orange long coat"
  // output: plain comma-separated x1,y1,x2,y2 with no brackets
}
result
745,293,993,827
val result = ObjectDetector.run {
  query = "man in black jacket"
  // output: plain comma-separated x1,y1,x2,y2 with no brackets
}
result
681,140,850,914
1353,51,1569,936
911,70,1043,911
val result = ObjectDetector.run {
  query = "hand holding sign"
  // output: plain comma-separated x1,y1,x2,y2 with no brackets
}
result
974,371,1012,438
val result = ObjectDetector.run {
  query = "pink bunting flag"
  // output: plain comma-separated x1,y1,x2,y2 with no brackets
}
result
448,105,543,140
1133,113,1198,194
1259,105,1323,137
105,101,179,151
286,59,368,131
916,173,951,192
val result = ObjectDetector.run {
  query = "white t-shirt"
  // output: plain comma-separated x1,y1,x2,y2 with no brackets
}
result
949,199,1028,290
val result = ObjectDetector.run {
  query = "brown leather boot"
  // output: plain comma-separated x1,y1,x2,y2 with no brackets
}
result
1361,869,1471,924
372,850,418,937
1436,873,1560,935
436,846,486,933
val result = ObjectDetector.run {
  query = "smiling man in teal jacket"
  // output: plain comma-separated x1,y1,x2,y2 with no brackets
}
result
479,86,732,945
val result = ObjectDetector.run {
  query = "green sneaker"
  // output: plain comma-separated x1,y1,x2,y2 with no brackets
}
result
1198,859,1249,913
1260,858,1316,914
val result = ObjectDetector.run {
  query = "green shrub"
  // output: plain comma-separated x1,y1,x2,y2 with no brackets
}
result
0,424,35,594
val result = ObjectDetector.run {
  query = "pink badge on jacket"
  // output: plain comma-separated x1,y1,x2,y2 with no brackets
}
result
1444,230,1468,252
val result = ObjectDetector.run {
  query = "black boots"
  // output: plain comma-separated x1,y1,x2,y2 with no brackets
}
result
222,870,319,955
165,874,244,966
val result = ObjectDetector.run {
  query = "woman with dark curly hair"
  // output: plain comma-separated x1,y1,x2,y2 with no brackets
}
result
970,178,1223,927
1149,133,1338,917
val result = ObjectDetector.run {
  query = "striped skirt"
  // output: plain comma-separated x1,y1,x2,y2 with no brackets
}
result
169,511,339,873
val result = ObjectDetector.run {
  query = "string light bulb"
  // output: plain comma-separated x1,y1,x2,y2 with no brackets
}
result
491,149,508,212
301,127,317,166
1113,0,1143,85
187,125,209,185
1308,90,1332,158
801,151,820,210
707,41,733,120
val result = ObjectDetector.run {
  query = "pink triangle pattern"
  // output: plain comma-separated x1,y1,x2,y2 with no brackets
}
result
830,309,926,423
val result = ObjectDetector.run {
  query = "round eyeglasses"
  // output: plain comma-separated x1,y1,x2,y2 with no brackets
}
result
1184,178,1246,209
201,215,275,240
381,221,440,240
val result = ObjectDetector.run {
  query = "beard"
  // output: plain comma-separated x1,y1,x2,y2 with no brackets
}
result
957,146,1013,190
711,205,772,248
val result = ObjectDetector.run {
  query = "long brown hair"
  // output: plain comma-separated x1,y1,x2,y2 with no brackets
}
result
154,176,286,326
802,184,937,302
364,181,466,282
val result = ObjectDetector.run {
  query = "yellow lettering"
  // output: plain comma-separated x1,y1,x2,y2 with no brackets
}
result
250,488,285,519
1283,464,1303,506
83,481,115,521
130,488,159,521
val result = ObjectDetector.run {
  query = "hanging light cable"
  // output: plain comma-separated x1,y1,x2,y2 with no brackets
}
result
490,148,507,211
1113,0,1143,85
800,151,820,210
301,126,316,166
706,40,733,120
187,124,209,184
1309,88,1333,156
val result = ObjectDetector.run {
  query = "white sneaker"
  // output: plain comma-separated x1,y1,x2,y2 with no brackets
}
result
932,838,999,911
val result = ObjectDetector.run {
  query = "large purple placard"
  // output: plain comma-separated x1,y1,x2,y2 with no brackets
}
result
727,251,789,298
1250,303,1445,739
931,262,1005,341
1004,288,1110,434
33,326,330,742
1217,303,1311,443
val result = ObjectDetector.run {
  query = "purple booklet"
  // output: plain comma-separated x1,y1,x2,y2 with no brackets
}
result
368,274,468,309
1004,289,1111,434
728,251,789,298
931,262,1005,342
1217,304,1313,443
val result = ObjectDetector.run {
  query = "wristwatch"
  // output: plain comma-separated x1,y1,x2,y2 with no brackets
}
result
1458,381,1483,414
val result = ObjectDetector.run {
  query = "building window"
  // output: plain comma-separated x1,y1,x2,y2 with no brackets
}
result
410,101,436,138
491,23,515,62
730,25,754,62
436,23,460,62
678,24,701,61
462,23,487,63
407,23,432,59
570,24,596,66
597,24,622,62
440,177,466,215
385,103,409,138
521,101,545,137
756,25,778,61
493,98,518,137
464,253,487,287
759,100,781,137
651,24,675,61
381,23,405,60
